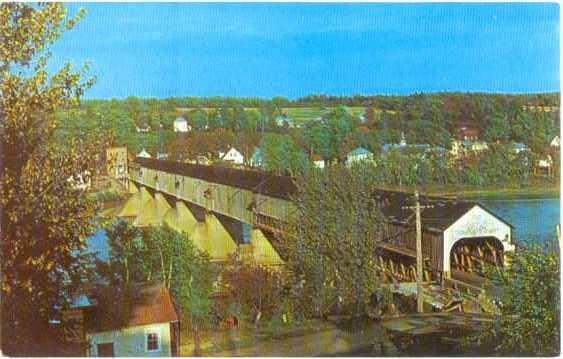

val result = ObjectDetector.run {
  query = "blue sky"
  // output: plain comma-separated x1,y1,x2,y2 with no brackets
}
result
50,3,559,99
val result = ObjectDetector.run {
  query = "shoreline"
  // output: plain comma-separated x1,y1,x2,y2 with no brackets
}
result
436,186,560,200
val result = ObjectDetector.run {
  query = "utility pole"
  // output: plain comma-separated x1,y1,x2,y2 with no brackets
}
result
414,190,424,313
402,190,434,313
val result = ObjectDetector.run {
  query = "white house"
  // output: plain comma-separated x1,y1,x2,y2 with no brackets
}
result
346,147,373,164
82,284,180,357
219,147,245,165
310,154,324,169
537,155,555,176
551,136,560,148
138,148,151,158
173,116,191,133
136,124,151,133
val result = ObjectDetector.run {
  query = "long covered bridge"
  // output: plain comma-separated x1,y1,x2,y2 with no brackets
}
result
114,157,514,285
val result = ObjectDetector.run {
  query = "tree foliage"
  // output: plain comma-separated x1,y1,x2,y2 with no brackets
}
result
282,164,384,318
0,4,100,355
103,221,215,321
468,241,560,355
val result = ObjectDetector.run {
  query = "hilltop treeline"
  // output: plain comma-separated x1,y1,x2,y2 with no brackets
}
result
59,92,560,157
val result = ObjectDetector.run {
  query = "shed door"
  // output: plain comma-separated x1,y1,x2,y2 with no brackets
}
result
97,343,114,357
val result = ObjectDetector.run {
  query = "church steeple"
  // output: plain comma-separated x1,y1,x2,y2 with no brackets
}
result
399,131,407,147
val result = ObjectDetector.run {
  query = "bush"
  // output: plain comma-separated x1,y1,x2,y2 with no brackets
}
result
221,260,285,326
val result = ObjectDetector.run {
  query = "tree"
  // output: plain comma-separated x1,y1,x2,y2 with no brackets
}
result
104,220,151,284
282,164,384,318
468,241,559,355
142,225,215,355
259,133,308,176
103,222,215,355
1,4,99,355
221,260,284,325
484,114,510,143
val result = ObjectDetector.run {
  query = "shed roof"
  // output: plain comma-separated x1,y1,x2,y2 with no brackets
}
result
84,283,178,333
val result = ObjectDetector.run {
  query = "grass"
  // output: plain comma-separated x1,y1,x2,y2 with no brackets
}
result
175,106,372,126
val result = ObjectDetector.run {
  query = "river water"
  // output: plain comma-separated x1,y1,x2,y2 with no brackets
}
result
475,197,560,245
87,196,560,260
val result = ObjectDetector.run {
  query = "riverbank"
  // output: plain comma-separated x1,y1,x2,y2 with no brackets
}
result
420,181,560,200
178,313,492,356
440,185,560,200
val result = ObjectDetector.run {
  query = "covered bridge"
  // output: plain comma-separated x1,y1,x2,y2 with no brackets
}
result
126,158,514,284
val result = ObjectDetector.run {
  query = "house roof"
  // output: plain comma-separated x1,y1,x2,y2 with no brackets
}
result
138,149,151,158
348,147,372,157
174,116,187,123
84,283,178,333
513,142,527,150
310,154,323,161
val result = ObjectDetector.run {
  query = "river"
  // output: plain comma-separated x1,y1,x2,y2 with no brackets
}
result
475,196,560,245
86,195,560,261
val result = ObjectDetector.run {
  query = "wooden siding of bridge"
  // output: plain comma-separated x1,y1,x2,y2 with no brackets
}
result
129,163,295,226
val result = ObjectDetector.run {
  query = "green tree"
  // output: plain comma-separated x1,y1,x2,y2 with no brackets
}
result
1,3,98,355
283,164,384,318
468,242,560,355
259,133,309,175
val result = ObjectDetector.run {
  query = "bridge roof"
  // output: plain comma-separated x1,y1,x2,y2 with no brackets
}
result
133,158,512,232
135,157,296,200
374,189,513,232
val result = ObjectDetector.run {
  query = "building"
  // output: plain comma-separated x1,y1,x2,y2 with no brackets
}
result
457,125,480,141
106,147,128,178
551,136,560,148
173,116,191,133
451,139,489,158
346,147,373,164
219,147,245,165
71,284,180,357
138,148,152,158
382,133,446,158
249,147,263,168
136,123,151,133
310,154,324,168
274,114,296,128
67,170,92,191
538,155,554,176
512,142,528,154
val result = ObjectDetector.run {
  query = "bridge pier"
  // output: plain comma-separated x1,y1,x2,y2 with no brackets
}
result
249,229,284,266
127,179,139,194
118,185,153,219
163,201,199,236
135,191,172,227
190,213,238,262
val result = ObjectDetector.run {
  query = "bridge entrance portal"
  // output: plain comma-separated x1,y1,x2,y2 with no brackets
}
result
449,236,504,277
